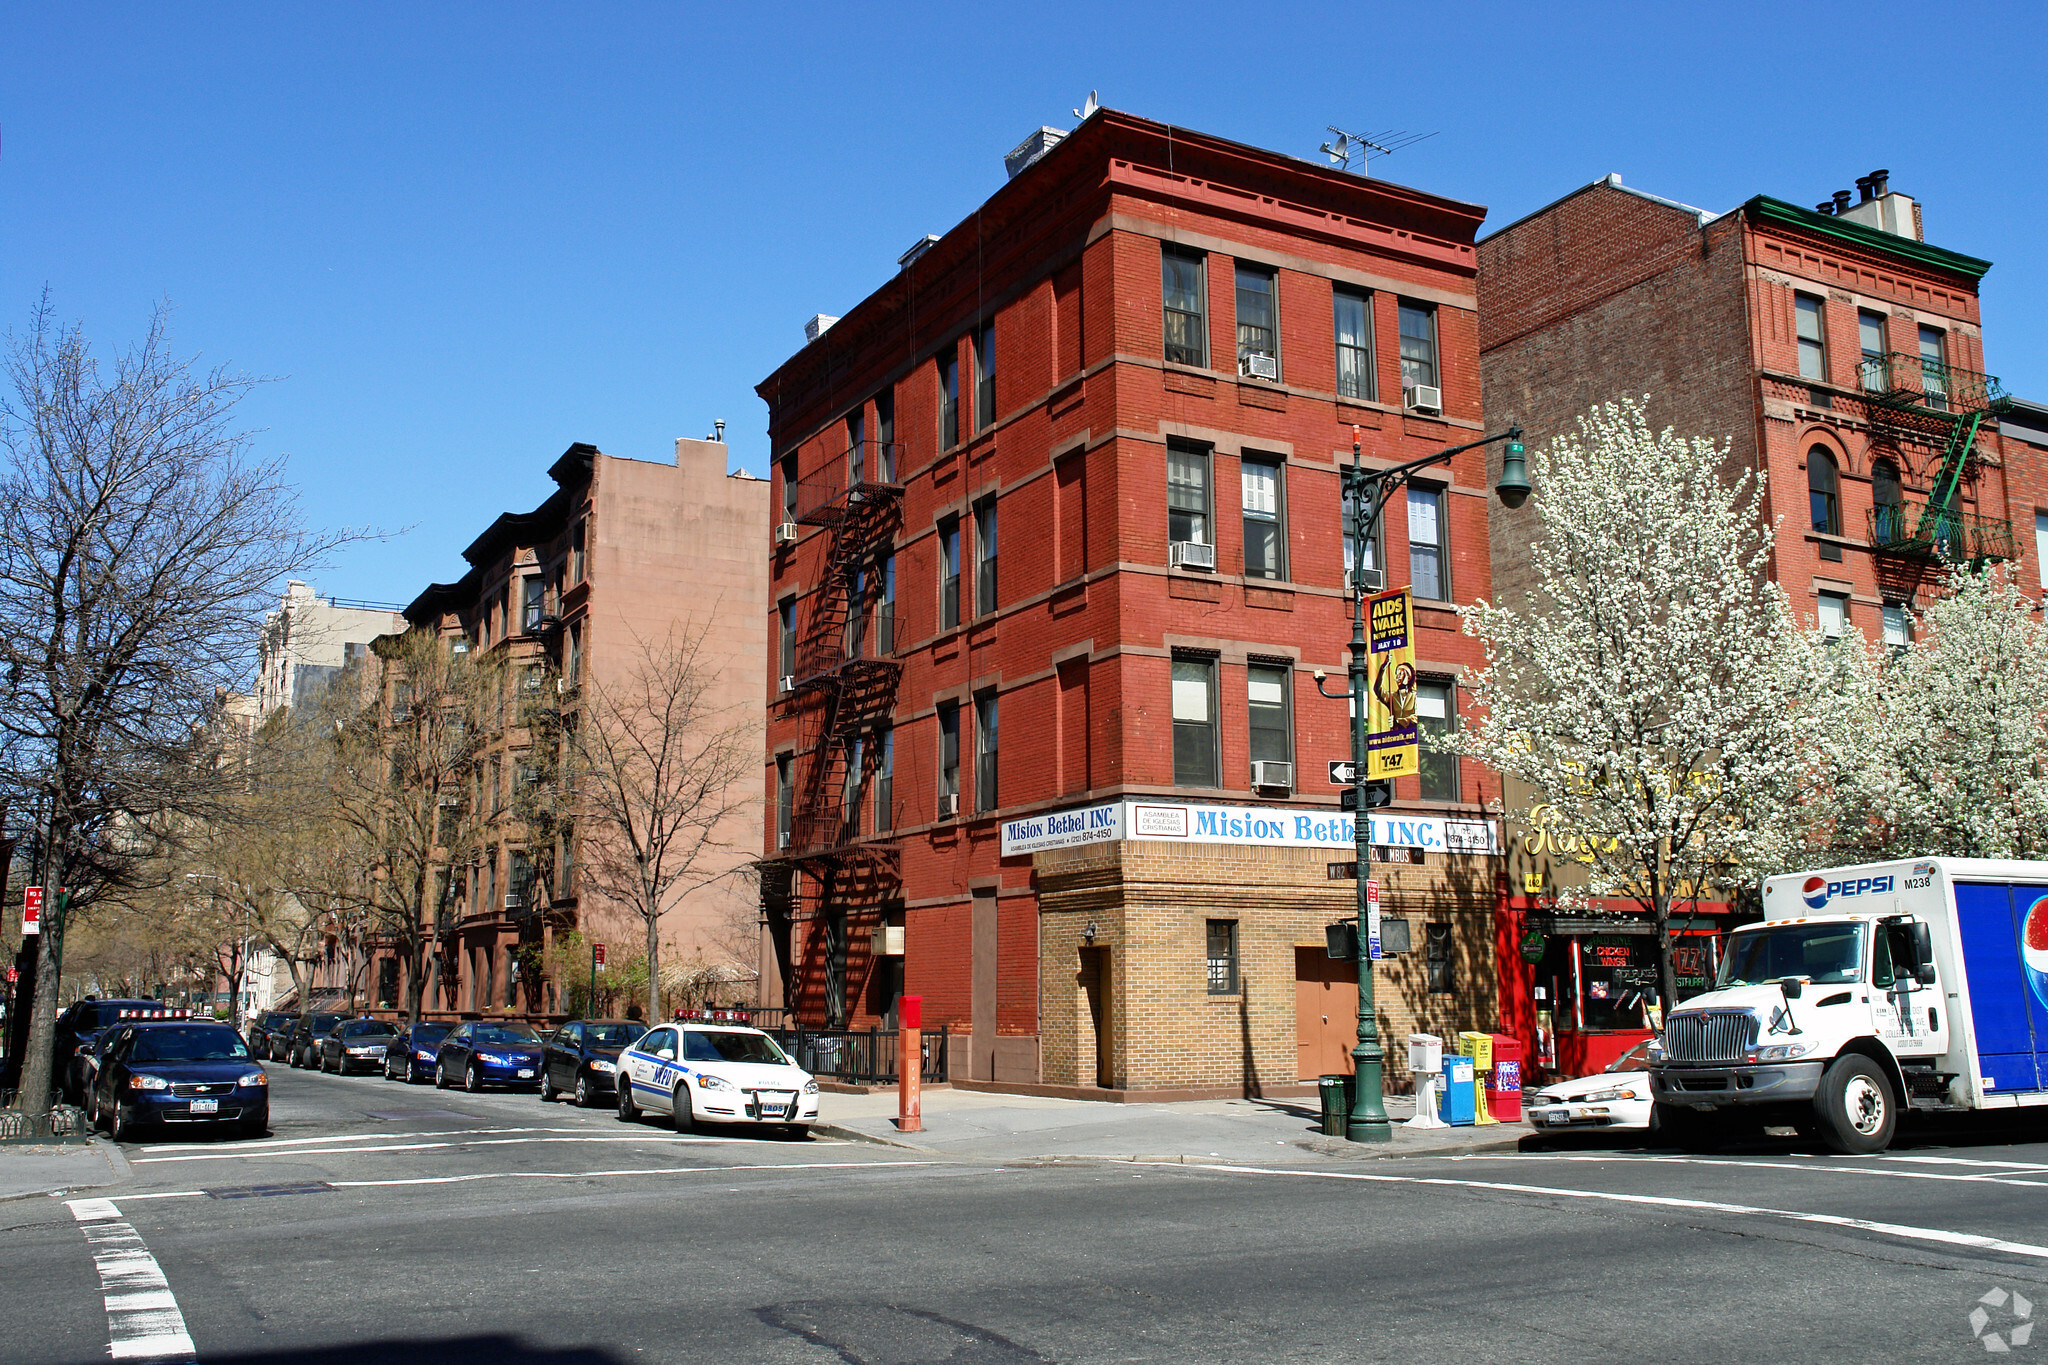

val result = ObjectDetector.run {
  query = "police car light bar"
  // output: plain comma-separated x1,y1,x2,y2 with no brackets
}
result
116,1008,192,1020
673,1008,753,1024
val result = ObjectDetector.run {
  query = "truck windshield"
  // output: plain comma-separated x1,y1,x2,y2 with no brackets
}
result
1717,922,1865,987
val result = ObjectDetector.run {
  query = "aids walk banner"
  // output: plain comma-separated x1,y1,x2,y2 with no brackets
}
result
1366,587,1418,779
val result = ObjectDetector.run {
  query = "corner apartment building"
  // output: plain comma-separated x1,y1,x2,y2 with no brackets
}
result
1477,169,2042,1077
759,109,1509,1096
254,581,407,723
370,438,769,1017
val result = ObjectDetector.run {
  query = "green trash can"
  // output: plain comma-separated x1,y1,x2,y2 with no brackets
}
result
1318,1074,1350,1136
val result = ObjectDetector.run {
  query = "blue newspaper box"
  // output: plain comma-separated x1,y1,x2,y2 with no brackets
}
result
1439,1054,1477,1126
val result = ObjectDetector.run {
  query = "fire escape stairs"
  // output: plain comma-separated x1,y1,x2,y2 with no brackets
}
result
1861,354,2014,566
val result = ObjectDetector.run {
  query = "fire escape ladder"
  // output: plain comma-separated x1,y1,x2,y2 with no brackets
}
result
1912,407,1986,547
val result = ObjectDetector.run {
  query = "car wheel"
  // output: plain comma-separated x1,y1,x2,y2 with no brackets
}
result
434,1062,451,1090
617,1075,639,1123
464,1063,483,1094
1813,1055,1896,1155
673,1083,696,1133
539,1071,557,1103
108,1102,137,1144
574,1074,593,1108
86,1088,102,1133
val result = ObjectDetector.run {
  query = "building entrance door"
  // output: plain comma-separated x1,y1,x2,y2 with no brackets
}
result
1080,947,1113,1088
1295,947,1356,1081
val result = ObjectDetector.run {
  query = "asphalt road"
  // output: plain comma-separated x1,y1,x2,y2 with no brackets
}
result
5,1063,2048,1364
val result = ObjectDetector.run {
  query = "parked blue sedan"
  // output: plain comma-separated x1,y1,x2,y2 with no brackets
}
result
434,1021,544,1092
382,1021,453,1083
88,1018,269,1141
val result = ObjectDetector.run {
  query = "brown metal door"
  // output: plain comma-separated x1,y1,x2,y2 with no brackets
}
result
1080,947,1112,1088
1295,947,1356,1081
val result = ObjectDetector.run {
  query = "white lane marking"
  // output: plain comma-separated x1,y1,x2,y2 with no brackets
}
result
1180,1163,2048,1261
328,1159,936,1189
140,1125,579,1152
1477,1152,2048,1189
62,1201,195,1363
1884,1155,2048,1173
132,1133,840,1165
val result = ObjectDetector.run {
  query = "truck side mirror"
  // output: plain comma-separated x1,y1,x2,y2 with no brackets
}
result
1916,962,1936,986
1913,923,1934,966
1779,978,1804,1001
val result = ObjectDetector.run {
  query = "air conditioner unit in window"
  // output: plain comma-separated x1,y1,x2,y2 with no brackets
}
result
778,674,796,693
1169,540,1217,571
1404,384,1443,416
775,522,799,546
776,831,792,850
941,792,960,817
871,924,905,956
1344,567,1384,595
1251,760,1295,792
1239,352,1279,381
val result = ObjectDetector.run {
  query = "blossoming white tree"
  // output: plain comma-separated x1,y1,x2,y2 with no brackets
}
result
1455,398,1813,1012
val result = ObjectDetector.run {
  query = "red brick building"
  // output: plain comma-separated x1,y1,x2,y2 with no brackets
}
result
1479,170,2040,1076
759,110,1511,1095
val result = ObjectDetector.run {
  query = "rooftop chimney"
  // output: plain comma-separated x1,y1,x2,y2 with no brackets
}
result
1832,189,1853,214
1832,168,1919,240
804,314,839,345
1004,126,1067,180
1856,175,1875,204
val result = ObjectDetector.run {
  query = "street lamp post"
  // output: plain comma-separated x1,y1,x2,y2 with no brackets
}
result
1314,422,1528,1142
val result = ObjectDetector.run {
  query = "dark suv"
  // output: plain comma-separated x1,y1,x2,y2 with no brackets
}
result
285,1012,346,1069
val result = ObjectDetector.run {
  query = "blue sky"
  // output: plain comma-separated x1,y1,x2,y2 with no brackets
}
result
4,3,2043,607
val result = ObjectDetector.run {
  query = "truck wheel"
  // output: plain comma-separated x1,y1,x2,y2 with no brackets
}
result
1654,1103,1723,1152
1812,1055,1896,1155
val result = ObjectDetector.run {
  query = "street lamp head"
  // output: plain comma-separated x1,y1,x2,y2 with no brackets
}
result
1312,669,1327,683
1494,430,1531,510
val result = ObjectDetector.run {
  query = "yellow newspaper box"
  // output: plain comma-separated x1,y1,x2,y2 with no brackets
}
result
1457,1031,1495,1124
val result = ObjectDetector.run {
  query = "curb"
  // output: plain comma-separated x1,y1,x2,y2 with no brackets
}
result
1297,1132,1527,1160
0,1137,133,1205
811,1122,940,1154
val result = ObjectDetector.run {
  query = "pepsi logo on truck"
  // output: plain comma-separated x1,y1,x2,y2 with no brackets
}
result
1800,873,1895,910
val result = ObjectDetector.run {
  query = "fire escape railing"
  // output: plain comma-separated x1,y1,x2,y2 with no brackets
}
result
1860,354,2013,567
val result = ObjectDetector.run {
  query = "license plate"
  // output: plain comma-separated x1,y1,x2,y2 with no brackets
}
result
758,1104,786,1119
516,1069,535,1078
190,1098,218,1114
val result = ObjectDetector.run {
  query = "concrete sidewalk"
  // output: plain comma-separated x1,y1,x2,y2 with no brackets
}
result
814,1086,1526,1164
0,1140,131,1203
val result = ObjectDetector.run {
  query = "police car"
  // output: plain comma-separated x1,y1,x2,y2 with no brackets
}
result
614,1012,819,1137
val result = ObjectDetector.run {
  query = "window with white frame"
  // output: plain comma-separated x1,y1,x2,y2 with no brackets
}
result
1172,656,1219,788
1818,591,1849,639
1241,457,1284,580
1407,486,1447,601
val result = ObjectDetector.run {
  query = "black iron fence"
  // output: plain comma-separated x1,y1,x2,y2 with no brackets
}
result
0,1102,91,1145
768,1025,947,1086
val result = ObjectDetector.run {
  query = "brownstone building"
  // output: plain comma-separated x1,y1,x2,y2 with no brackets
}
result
371,437,769,1018
758,109,1513,1096
1478,169,2041,1076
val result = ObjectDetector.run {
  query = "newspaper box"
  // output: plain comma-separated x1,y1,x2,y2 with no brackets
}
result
1457,1031,1494,1124
1486,1033,1525,1123
1439,1054,1476,1126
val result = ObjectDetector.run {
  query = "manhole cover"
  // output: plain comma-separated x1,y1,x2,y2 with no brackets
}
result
205,1181,332,1200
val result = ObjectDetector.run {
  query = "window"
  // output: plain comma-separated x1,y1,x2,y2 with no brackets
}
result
775,755,792,845
1882,603,1912,650
1162,247,1207,367
1417,680,1457,802
875,390,895,481
940,349,960,449
490,757,502,814
1808,449,1841,535
1795,294,1826,382
842,737,862,838
1172,656,1219,788
1919,325,1947,408
874,727,893,833
1859,309,1887,390
846,569,867,660
570,522,586,584
1241,458,1284,580
1167,442,1211,547
1247,663,1291,775
974,497,998,616
510,851,535,908
975,692,999,812
1206,920,1239,995
566,621,583,684
939,519,960,629
1397,302,1437,391
1426,923,1454,994
522,576,545,632
938,701,960,816
1334,288,1374,401
2038,511,2048,592
879,554,896,655
1235,263,1277,372
847,410,865,485
975,319,995,432
1872,459,1904,542
1818,591,1848,640
778,597,796,682
1407,486,1447,601
779,455,798,524
1342,486,1383,592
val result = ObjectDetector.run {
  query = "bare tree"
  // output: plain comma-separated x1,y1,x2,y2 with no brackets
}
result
0,297,364,1112
548,623,758,1024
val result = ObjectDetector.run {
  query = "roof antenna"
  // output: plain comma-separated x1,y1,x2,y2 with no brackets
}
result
1319,124,1438,177
1072,90,1099,120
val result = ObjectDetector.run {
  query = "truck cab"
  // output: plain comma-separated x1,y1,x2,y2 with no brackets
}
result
1650,862,1958,1154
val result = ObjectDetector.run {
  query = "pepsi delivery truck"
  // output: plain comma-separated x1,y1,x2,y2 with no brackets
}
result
1650,858,2048,1154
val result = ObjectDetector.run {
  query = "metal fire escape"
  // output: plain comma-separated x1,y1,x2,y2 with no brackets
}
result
1862,351,2015,565
760,440,903,1021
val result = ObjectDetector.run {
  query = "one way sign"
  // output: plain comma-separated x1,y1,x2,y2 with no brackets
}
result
1328,761,1357,785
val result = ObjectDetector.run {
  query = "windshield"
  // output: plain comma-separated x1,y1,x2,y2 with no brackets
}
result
412,1023,451,1043
473,1024,540,1045
682,1030,790,1066
340,1020,396,1038
130,1026,252,1063
585,1023,647,1047
308,1014,343,1033
1718,922,1866,987
1606,1041,1654,1073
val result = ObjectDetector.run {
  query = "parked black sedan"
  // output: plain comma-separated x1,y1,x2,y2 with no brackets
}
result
434,1020,544,1091
88,1018,268,1141
538,1019,647,1106
285,1012,346,1069
246,1009,299,1059
319,1017,399,1074
382,1021,453,1083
